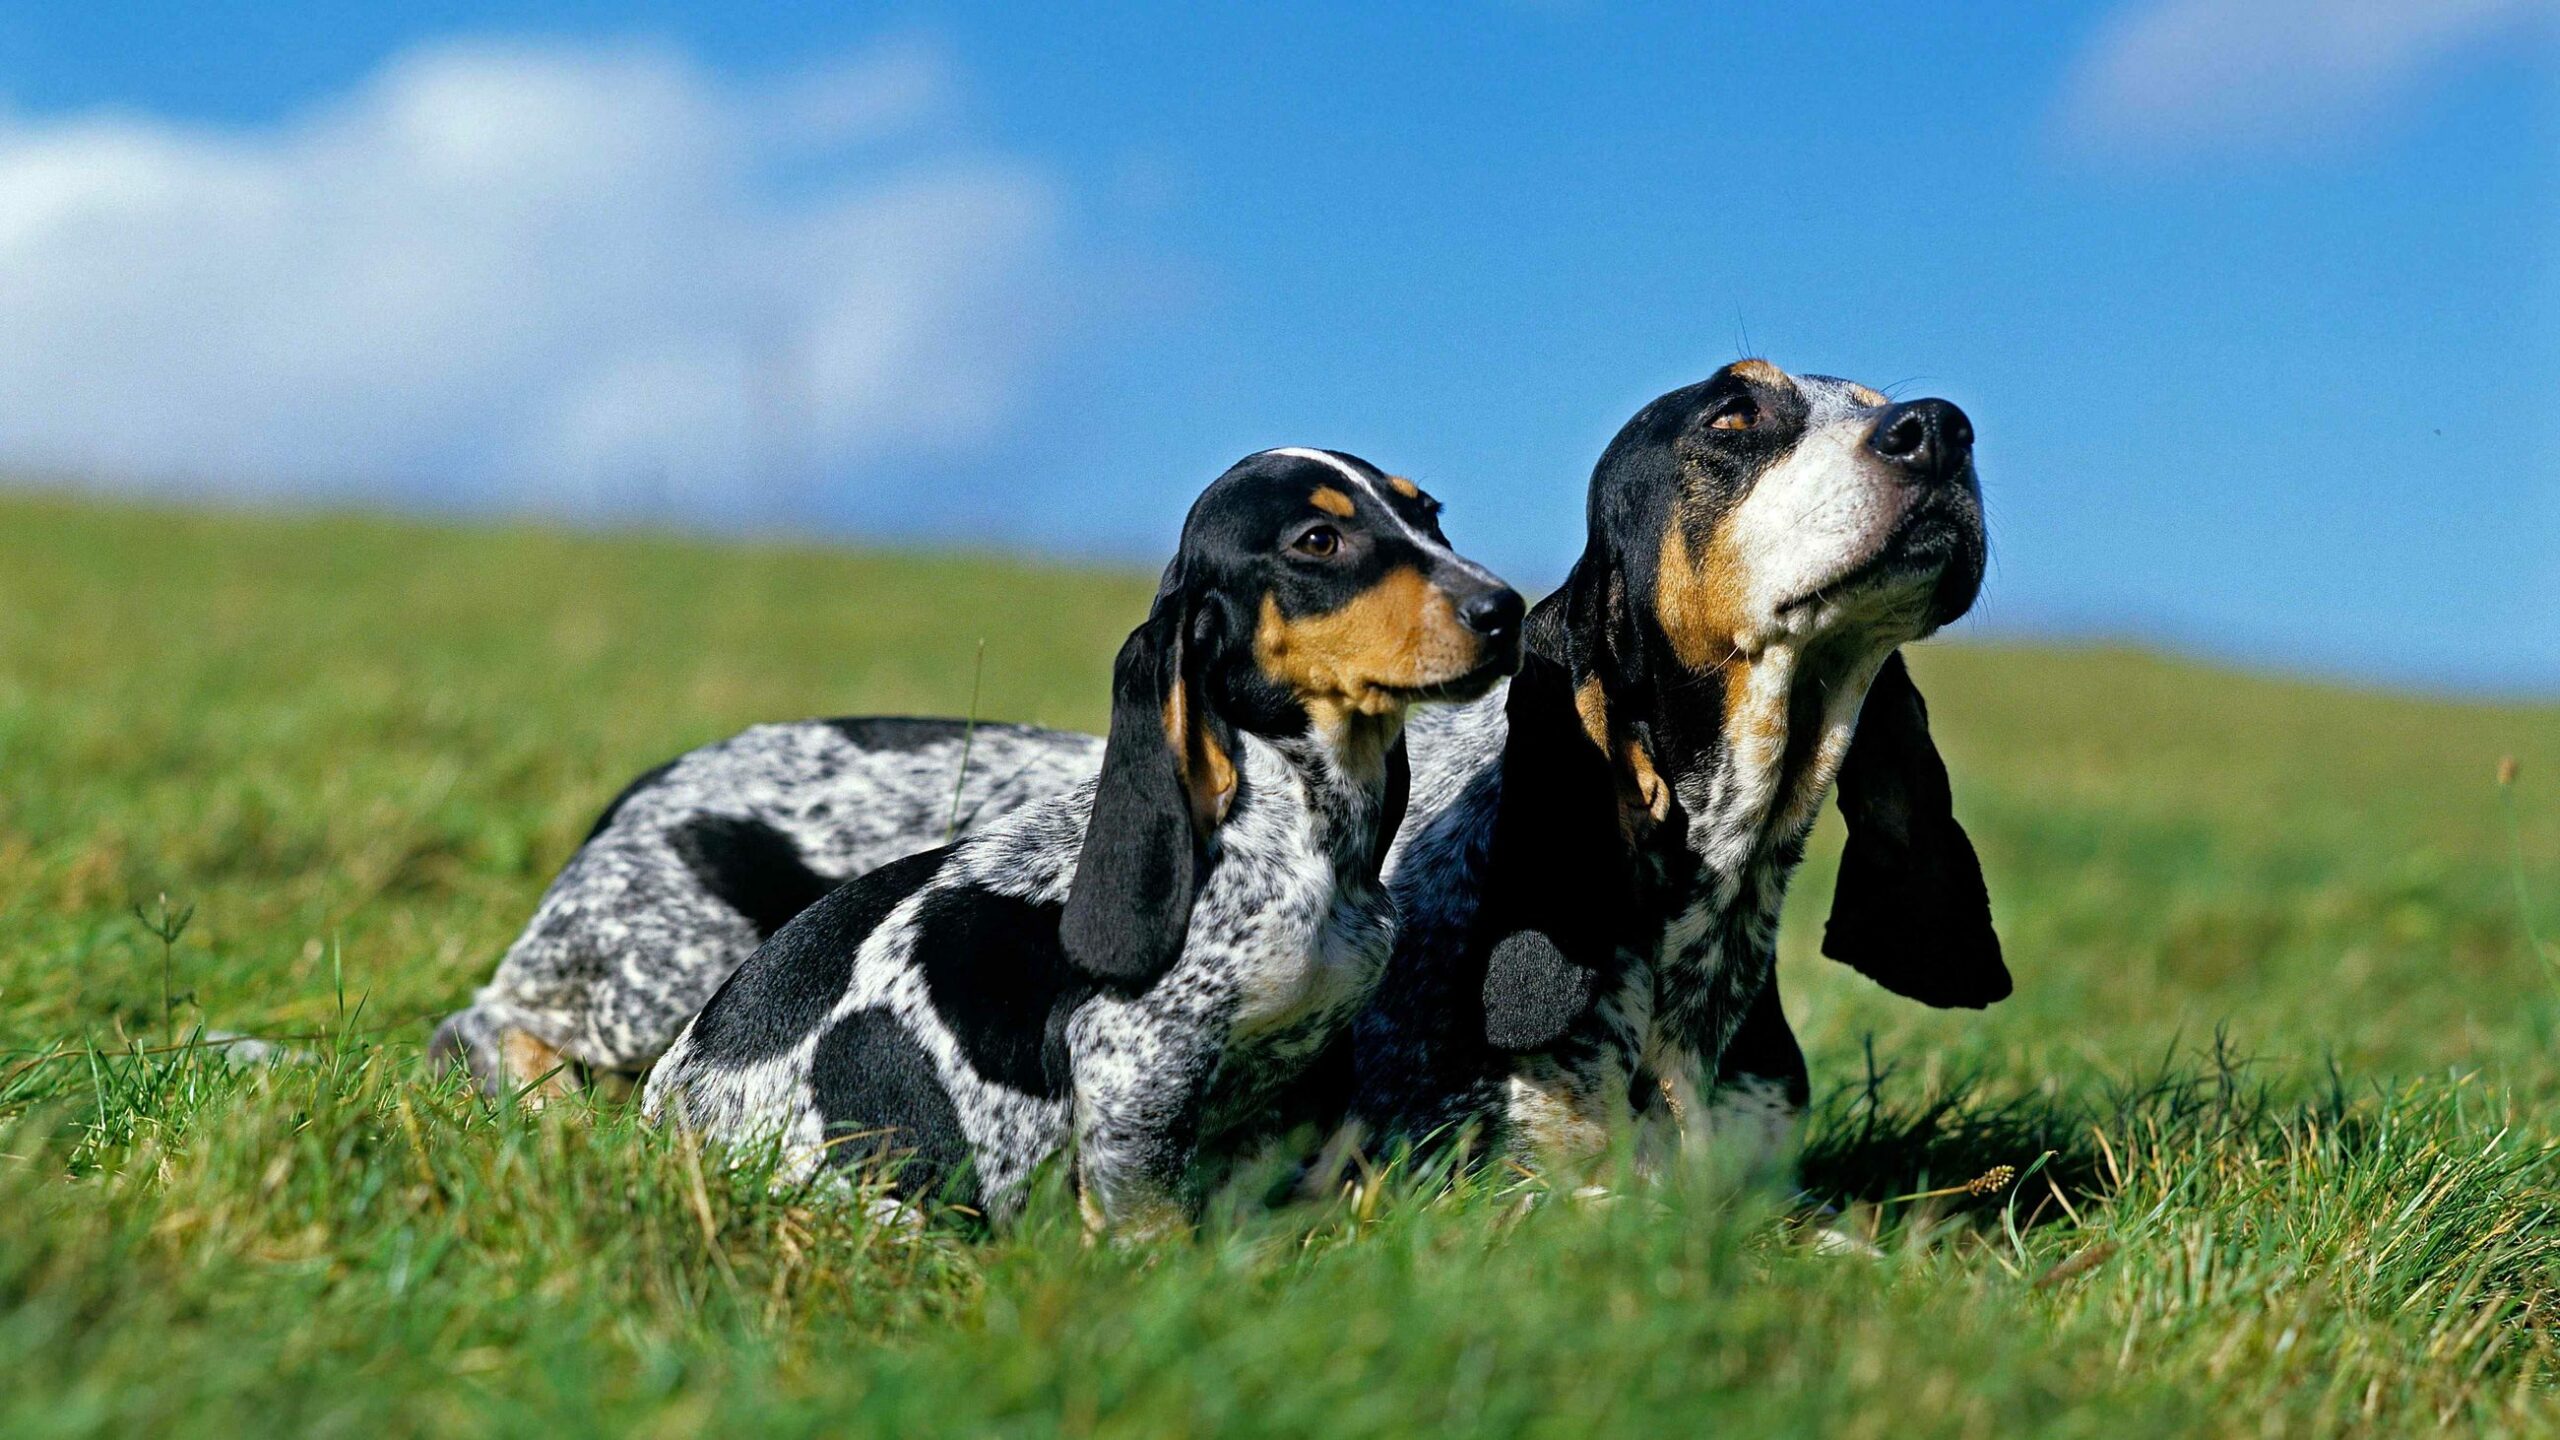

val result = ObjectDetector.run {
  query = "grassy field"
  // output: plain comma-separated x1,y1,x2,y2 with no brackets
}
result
2,491,2556,1437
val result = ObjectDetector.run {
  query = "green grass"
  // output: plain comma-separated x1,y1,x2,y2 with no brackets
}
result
2,491,2556,1437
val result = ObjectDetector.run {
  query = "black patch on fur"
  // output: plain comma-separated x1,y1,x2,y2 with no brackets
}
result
822,717,1009,753
679,849,948,1066
582,755,682,841
667,814,842,939
1481,932,1598,1053
810,1007,979,1209
912,886,1089,1098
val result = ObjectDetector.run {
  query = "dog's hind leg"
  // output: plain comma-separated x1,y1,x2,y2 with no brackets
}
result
427,1000,587,1102
431,831,775,1095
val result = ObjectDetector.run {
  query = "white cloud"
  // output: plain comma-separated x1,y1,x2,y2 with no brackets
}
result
2057,0,2556,152
0,37,1065,518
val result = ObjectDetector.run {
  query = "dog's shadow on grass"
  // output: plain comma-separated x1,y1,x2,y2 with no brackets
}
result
1793,1032,2284,1232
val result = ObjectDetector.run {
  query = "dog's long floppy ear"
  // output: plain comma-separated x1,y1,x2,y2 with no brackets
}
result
1473,650,1631,1051
1061,584,1238,988
1821,651,2010,1008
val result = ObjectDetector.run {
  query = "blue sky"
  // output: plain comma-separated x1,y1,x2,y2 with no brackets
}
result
1,2,2554,691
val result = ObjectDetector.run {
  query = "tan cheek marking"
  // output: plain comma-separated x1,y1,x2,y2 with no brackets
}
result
1665,511,1784,762
1654,512,1751,672
1728,358,1787,386
1310,486,1355,517
1387,476,1420,499
1254,568,1476,718
1848,383,1889,407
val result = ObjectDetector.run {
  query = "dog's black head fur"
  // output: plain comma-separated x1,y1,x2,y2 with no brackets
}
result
1061,448,1524,987
1477,360,2007,1050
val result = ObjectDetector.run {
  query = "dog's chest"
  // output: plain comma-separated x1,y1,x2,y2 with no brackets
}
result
1626,653,1854,1067
1611,840,1791,1087
1190,821,1395,1137
1204,751,1397,1035
1217,859,1395,1037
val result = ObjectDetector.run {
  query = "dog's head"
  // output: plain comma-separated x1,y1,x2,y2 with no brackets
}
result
1062,448,1524,987
1591,359,1985,672
1479,361,2006,1052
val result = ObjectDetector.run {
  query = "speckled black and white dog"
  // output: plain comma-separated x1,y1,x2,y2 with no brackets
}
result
636,450,1521,1226
435,359,2006,1181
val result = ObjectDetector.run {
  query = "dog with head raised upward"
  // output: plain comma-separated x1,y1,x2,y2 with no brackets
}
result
637,449,1521,1228
1354,359,2003,1167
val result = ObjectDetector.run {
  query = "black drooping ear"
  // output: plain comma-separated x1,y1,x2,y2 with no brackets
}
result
1060,586,1238,988
1472,649,1631,1052
1821,651,2011,1008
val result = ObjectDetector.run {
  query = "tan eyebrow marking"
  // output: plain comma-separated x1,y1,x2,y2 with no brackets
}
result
1728,359,1787,386
1849,384,1889,407
1387,476,1421,499
1310,486,1355,517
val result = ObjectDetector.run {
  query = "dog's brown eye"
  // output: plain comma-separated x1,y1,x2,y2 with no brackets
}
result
1292,524,1342,558
1708,398,1760,431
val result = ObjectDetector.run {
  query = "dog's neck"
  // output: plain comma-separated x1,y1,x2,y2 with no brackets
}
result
1666,639,1891,901
1254,710,1405,885
1543,557,1890,894
1528,562,1895,1059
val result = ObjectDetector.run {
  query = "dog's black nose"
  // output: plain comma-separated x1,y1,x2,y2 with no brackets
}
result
1458,587,1525,637
1869,399,1973,481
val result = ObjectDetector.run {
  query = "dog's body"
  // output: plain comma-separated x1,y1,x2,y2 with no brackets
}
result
439,360,2005,1179
432,720,1104,1091
637,450,1521,1226
641,728,1395,1220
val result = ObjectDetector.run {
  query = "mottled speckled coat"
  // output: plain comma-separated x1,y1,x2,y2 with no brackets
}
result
431,719,1102,1088
627,447,1521,1226
1351,362,2008,1172
641,731,1399,1222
